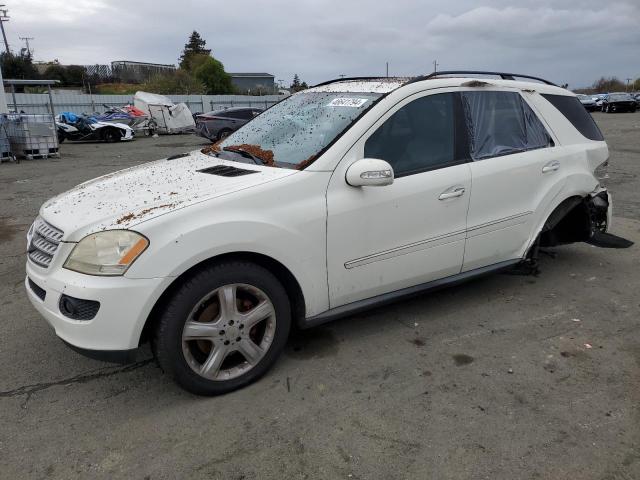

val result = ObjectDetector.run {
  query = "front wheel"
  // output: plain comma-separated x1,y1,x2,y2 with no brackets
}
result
153,261,292,395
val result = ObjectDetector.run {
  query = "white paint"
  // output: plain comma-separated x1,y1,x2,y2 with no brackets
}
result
25,76,610,353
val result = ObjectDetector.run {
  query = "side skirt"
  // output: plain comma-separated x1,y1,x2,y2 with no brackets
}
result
301,259,521,329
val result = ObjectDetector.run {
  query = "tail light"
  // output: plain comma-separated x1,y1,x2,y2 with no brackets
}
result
594,158,609,183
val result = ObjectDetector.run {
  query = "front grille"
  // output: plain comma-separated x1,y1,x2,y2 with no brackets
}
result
59,294,100,320
28,277,46,301
28,217,64,268
198,165,257,177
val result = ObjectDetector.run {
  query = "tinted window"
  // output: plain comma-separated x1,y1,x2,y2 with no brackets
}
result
462,91,553,160
364,93,461,177
224,110,253,120
541,94,604,141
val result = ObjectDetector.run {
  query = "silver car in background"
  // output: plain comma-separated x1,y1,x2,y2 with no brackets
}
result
194,107,263,141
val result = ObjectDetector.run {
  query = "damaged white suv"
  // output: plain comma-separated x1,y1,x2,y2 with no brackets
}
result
26,71,615,395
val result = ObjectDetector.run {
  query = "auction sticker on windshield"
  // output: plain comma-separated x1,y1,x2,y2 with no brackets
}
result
327,98,369,107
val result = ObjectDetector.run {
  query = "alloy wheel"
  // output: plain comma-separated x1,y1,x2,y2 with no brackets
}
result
181,283,276,381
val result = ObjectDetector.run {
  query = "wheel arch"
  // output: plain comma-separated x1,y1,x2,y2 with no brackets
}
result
139,251,306,346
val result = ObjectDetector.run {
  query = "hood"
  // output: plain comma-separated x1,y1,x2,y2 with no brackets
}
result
40,151,296,241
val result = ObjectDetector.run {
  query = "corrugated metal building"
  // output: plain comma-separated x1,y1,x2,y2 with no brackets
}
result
229,73,276,94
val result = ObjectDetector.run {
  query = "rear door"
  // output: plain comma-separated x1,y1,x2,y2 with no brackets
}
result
326,91,472,307
461,90,560,271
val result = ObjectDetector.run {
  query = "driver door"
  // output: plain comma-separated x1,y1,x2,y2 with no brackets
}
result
326,91,472,308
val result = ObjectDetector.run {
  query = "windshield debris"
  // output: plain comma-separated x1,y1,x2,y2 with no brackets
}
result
225,144,275,167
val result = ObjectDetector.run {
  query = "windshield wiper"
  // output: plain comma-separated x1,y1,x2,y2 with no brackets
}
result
222,147,264,165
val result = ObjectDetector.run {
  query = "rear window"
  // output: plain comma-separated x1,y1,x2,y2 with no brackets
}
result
541,94,604,141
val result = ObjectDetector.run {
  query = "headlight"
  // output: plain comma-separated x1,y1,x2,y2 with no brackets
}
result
64,230,149,276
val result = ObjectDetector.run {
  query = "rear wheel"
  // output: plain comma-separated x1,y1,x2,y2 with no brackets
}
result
153,261,291,395
103,128,121,142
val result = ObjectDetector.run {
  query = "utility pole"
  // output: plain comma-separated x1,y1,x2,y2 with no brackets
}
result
626,78,632,91
0,5,10,54
386,62,389,77
433,60,439,73
19,36,34,57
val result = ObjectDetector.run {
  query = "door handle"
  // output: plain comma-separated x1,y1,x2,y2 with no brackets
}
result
542,161,560,173
439,186,466,200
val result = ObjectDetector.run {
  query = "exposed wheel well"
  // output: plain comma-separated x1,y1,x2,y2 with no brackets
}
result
139,252,306,346
539,195,592,247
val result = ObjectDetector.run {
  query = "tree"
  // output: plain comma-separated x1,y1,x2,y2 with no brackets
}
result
290,74,308,92
633,78,640,91
141,69,205,95
192,55,234,94
592,76,626,93
0,52,39,80
43,64,68,84
291,74,301,91
179,31,211,70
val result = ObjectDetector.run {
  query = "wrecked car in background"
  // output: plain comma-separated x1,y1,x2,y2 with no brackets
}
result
25,71,630,396
194,107,264,141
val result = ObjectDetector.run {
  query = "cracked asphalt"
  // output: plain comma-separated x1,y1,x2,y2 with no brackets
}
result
1,113,639,479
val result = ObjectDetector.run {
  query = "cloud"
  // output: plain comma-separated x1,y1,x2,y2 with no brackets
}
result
5,0,640,88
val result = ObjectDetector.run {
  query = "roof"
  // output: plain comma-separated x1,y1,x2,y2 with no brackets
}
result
4,79,60,86
307,75,569,96
308,77,410,94
228,73,275,78
111,60,175,68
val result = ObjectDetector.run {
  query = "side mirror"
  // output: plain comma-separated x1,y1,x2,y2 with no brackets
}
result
346,158,394,187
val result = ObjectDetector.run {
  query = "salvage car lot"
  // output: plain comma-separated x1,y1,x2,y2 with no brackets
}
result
1,112,639,479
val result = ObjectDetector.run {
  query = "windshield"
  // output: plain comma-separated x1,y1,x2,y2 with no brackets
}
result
210,91,382,169
608,93,632,101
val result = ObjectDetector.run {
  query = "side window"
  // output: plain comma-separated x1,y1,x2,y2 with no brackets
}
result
541,94,604,141
461,91,554,160
364,93,460,177
224,110,249,120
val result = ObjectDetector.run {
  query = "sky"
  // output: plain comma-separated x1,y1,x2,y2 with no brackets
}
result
6,0,640,89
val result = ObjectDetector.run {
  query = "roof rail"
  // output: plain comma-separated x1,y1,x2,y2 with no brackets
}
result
312,76,388,88
409,71,557,87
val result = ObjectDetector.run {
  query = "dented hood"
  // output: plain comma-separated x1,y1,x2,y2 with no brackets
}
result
40,151,296,241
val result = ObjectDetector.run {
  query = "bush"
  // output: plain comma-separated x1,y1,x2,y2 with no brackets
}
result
140,70,205,95
94,83,140,95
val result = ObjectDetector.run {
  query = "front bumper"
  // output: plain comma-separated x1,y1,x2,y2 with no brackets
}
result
26,259,169,352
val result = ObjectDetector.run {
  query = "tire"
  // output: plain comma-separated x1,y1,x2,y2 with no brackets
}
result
217,128,232,141
152,261,292,395
57,131,66,143
103,128,120,143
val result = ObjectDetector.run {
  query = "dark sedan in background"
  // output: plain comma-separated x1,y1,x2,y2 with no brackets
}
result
601,93,637,113
194,107,263,141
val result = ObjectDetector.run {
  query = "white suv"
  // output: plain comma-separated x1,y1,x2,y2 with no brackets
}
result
26,72,612,395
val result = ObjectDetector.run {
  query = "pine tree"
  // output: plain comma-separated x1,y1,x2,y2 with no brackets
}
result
291,74,302,92
179,31,211,70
